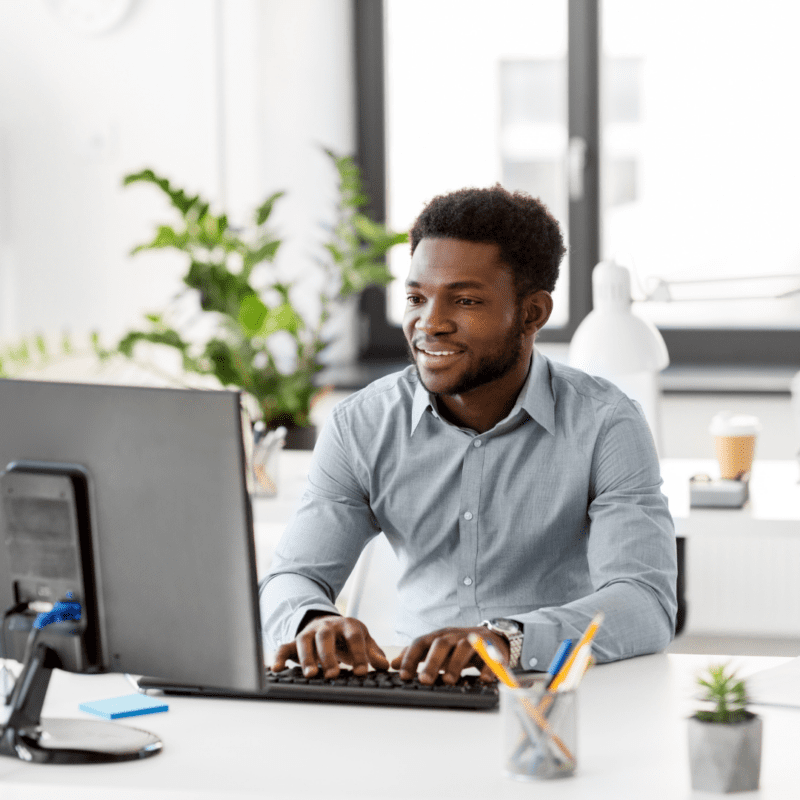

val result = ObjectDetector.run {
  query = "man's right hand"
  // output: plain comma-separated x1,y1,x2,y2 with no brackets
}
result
271,614,390,679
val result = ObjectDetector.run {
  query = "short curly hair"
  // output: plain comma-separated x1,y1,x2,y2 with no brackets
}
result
409,185,565,295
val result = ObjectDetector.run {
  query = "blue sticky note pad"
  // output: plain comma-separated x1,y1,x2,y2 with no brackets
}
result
79,693,169,719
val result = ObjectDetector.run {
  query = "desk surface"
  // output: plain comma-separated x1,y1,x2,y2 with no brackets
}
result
661,458,800,536
0,654,797,799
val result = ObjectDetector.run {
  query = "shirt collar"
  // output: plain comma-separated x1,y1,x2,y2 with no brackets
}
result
409,348,555,436
515,347,556,436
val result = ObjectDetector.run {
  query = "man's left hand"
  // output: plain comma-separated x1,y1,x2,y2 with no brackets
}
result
390,626,510,685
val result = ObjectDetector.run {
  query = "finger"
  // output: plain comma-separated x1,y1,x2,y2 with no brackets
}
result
366,636,390,671
295,632,321,677
479,663,496,683
418,636,453,685
315,625,341,679
342,619,371,675
271,642,298,672
442,638,474,685
397,637,431,680
390,647,407,671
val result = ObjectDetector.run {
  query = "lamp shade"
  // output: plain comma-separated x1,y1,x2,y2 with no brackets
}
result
569,261,669,377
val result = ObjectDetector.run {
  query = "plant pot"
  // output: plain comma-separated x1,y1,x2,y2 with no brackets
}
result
282,424,317,451
687,712,762,793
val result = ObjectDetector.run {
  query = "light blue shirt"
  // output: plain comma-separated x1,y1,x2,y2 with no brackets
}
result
260,350,677,669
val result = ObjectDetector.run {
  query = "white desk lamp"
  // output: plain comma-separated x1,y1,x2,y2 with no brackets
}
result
569,260,669,449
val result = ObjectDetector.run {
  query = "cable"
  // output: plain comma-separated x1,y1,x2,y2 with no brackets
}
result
1,598,83,704
1,603,27,705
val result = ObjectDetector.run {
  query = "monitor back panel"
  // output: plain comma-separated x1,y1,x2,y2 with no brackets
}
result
0,378,263,692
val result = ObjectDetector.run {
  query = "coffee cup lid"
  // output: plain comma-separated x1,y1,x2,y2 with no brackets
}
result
709,411,761,436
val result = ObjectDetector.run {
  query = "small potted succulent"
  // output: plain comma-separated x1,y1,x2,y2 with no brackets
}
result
688,662,762,793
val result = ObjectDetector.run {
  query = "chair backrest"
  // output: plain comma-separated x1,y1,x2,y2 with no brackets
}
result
341,534,401,647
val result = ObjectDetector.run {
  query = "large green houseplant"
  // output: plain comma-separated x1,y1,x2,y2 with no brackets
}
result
687,663,762,793
113,151,407,440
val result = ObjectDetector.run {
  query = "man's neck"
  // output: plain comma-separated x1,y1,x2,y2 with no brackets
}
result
436,356,532,434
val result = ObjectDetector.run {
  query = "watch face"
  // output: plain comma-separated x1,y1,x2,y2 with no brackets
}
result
490,618,520,634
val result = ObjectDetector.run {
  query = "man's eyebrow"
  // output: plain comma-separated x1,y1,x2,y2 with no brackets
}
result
405,280,488,290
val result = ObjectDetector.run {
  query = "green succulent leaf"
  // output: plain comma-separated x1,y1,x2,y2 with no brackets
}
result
695,663,750,723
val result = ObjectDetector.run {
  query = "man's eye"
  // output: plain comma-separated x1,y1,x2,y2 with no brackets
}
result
407,296,423,305
457,298,478,306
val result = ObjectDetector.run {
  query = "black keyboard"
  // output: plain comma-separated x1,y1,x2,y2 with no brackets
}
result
138,666,499,711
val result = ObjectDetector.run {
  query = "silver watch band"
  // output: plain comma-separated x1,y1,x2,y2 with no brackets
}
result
480,619,523,669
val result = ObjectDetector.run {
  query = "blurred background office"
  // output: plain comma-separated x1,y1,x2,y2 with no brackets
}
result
1,0,799,653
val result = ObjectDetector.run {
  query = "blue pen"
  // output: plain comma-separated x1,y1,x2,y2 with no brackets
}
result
545,639,573,688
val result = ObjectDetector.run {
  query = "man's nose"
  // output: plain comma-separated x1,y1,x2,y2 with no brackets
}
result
415,300,454,334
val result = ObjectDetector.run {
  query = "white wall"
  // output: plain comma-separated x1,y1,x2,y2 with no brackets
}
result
0,0,354,343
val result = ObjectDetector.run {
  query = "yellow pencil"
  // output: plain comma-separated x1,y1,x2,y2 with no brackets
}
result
468,633,574,764
547,611,604,693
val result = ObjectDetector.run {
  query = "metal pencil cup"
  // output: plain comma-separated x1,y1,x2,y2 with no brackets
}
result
500,678,577,780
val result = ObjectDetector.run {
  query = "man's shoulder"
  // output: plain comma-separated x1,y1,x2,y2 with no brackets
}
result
545,355,630,410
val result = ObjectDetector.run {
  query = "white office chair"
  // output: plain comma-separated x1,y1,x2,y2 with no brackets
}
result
341,534,401,646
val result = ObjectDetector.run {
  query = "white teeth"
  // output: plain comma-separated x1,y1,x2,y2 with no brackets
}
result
420,348,458,356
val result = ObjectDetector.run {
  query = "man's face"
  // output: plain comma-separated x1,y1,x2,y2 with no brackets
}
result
403,238,528,397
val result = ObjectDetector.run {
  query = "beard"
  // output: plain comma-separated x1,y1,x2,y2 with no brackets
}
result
407,312,526,397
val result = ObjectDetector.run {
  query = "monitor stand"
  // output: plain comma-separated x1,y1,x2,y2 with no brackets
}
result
0,640,162,763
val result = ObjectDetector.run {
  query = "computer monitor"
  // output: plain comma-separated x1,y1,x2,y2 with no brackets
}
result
0,377,264,762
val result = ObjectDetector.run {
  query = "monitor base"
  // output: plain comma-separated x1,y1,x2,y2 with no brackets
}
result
0,638,162,763
2,717,162,763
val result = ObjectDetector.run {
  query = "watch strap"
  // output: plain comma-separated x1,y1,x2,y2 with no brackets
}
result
480,619,523,669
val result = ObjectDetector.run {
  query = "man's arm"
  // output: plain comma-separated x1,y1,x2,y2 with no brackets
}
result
511,395,678,668
387,395,676,679
259,404,386,670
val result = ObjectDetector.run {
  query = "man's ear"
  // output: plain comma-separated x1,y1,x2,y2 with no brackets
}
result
521,290,553,335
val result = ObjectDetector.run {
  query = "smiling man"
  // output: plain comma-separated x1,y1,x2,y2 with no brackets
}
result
260,186,677,683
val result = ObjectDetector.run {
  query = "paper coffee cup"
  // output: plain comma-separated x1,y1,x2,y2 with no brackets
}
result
709,412,761,480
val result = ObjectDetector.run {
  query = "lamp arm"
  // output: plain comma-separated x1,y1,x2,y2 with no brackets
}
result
642,272,800,302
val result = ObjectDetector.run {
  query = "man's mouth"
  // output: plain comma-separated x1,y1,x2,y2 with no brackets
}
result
414,344,465,366
417,347,461,356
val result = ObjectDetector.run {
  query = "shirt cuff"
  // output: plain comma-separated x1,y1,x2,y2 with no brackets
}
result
289,602,340,639
517,619,561,672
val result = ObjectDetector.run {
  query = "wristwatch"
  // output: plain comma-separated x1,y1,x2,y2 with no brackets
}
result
480,618,524,669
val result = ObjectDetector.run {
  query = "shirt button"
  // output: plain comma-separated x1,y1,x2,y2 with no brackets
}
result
463,576,473,586
473,439,482,448
463,511,473,521
528,657,538,668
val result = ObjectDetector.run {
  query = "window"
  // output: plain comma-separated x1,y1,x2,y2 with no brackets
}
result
355,0,800,368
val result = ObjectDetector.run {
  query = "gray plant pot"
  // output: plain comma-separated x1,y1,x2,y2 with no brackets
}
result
687,712,762,793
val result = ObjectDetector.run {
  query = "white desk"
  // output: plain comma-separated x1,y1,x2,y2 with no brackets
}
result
662,459,800,636
0,654,798,798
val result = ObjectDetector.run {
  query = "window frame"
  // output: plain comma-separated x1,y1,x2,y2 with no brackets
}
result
353,0,800,370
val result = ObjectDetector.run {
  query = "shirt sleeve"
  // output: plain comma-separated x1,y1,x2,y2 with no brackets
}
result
259,405,382,655
512,395,678,669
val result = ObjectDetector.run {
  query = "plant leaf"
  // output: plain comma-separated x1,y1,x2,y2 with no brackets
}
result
132,225,190,254
123,168,205,218
255,191,285,226
242,239,281,273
